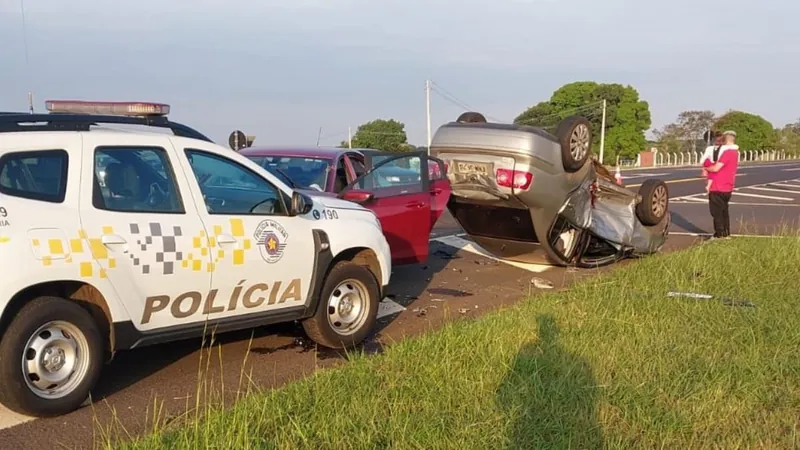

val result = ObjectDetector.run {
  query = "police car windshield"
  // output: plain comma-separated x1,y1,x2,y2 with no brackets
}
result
247,156,329,191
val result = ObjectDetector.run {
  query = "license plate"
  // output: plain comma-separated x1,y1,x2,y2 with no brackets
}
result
456,161,490,175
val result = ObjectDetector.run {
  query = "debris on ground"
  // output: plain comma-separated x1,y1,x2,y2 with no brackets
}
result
667,291,757,308
531,277,554,289
433,249,460,260
458,308,470,314
721,298,757,308
412,305,437,317
430,298,445,302
473,260,498,266
426,288,473,297
667,291,713,299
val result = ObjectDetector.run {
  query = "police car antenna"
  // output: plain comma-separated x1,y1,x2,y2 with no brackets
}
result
20,0,34,114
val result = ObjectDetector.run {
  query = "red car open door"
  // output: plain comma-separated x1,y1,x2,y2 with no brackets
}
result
339,151,434,265
426,156,451,233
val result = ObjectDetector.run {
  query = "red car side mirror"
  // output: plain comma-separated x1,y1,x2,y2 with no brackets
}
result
342,190,374,204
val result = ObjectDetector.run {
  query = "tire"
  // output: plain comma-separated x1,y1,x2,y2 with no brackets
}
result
302,261,380,349
636,179,669,226
555,116,592,172
456,112,487,123
0,297,103,417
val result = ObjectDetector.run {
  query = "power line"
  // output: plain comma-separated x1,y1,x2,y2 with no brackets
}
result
429,80,504,122
515,100,606,127
430,81,473,111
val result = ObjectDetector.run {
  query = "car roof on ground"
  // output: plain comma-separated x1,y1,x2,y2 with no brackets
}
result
239,146,370,159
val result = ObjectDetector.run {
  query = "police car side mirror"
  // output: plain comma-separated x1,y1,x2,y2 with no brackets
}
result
289,191,313,216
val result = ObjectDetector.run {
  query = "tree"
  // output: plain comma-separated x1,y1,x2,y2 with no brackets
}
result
778,119,800,155
514,82,651,164
653,110,716,153
339,119,412,152
713,111,778,150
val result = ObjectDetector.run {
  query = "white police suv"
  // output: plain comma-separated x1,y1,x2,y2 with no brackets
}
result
0,100,391,417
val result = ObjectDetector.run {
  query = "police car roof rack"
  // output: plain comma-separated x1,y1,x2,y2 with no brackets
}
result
0,100,213,143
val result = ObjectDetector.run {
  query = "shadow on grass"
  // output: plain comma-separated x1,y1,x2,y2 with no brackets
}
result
497,315,604,449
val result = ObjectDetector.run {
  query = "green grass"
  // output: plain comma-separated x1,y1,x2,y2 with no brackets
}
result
114,237,800,450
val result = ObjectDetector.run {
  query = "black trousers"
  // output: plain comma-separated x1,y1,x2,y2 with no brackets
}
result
709,192,732,237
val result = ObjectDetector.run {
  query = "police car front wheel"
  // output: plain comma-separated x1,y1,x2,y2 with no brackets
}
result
303,261,380,349
0,296,103,417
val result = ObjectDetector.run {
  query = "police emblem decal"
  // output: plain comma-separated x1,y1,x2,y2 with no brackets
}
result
254,219,288,264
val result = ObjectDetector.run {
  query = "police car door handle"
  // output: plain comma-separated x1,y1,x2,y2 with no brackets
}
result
217,234,237,244
101,234,126,245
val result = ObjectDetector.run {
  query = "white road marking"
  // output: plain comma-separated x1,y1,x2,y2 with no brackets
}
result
731,192,794,201
377,298,406,319
781,167,800,172
671,201,800,206
668,231,783,238
728,202,800,207
433,235,550,273
682,196,708,203
622,172,670,179
744,186,800,195
0,406,33,431
767,182,800,190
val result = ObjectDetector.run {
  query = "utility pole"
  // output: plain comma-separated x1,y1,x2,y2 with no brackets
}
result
599,99,607,164
425,79,432,155
348,126,352,148
27,92,34,114
316,127,322,147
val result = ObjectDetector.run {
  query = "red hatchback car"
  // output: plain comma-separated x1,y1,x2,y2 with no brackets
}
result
240,147,452,265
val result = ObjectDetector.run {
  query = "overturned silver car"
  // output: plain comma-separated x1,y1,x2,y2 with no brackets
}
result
429,112,670,267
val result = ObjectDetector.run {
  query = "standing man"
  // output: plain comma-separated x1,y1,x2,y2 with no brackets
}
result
704,130,739,239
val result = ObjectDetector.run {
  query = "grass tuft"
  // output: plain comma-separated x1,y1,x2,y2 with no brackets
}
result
112,237,800,450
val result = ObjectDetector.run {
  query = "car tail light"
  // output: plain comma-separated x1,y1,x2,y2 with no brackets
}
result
496,168,533,190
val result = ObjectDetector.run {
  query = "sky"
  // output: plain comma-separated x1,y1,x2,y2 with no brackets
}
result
1,0,798,148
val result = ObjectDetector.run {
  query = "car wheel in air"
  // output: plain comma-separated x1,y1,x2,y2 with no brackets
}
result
555,116,593,172
302,261,380,349
0,296,103,417
456,112,487,123
636,179,669,226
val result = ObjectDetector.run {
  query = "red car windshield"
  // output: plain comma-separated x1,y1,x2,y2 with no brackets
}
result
247,155,330,191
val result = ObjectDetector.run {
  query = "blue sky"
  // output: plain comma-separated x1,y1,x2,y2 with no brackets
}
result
1,0,798,147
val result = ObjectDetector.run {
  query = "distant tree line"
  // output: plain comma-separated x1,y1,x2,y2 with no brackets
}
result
344,82,798,160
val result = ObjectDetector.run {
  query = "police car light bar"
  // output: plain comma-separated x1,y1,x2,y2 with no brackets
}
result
45,100,170,117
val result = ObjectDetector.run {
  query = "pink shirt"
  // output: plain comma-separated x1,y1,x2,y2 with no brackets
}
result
709,150,738,192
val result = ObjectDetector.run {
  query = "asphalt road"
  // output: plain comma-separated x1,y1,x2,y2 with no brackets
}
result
1,160,799,449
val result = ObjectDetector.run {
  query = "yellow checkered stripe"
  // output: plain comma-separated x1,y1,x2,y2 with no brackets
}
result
184,218,253,273
31,219,254,279
32,227,116,279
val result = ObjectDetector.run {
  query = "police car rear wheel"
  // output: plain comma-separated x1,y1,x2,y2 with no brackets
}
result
303,262,379,349
0,296,103,417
